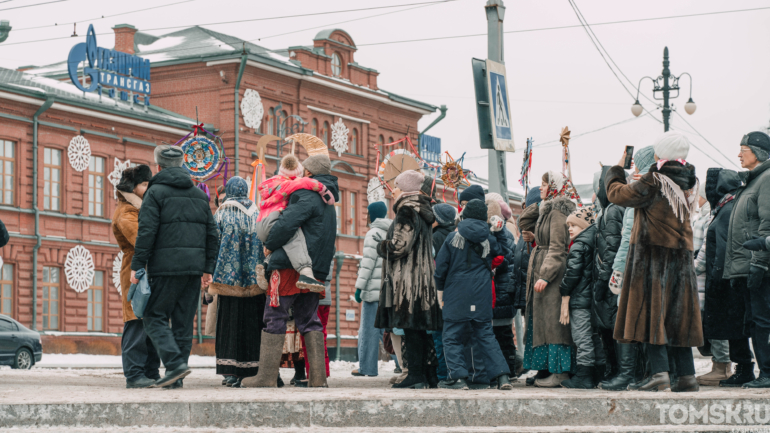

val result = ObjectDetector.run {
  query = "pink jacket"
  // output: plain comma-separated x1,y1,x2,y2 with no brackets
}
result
257,175,335,222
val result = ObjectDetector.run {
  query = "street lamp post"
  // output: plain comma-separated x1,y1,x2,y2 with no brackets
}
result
631,47,696,131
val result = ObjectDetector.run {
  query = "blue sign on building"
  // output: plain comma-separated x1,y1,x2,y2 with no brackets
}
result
68,24,151,103
420,134,442,164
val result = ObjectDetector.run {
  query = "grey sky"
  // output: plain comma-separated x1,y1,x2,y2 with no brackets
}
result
2,0,768,194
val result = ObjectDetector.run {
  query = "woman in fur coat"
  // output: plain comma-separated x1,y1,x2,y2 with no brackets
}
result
606,131,703,392
375,170,442,389
519,171,577,388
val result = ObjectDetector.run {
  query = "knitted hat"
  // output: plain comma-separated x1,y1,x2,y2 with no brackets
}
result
394,170,425,193
461,199,487,221
459,184,485,203
742,131,770,162
154,145,184,168
117,164,152,193
525,187,542,207
367,201,388,223
420,175,436,197
279,154,304,178
485,192,504,203
567,207,595,230
634,146,656,174
653,131,691,161
432,203,457,225
499,201,512,220
302,154,331,176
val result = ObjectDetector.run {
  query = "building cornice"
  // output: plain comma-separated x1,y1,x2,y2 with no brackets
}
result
307,105,370,124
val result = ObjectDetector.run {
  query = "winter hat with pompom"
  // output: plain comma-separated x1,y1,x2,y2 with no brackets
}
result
279,154,304,178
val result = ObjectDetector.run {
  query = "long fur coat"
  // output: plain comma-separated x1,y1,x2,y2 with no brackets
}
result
605,162,703,347
375,194,442,331
519,195,576,347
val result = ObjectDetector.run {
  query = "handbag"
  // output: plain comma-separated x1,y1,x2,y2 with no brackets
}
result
127,268,152,319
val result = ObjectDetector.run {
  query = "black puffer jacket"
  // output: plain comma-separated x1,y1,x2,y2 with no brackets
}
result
491,227,515,319
131,167,219,276
265,174,340,281
592,166,624,329
511,235,530,312
560,224,597,309
432,222,456,256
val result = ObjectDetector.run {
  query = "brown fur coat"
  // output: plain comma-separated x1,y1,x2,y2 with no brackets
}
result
606,163,703,347
519,196,575,347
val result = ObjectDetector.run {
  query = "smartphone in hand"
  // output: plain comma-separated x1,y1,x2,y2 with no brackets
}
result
623,146,634,170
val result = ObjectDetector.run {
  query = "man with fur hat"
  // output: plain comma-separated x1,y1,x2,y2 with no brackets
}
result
113,165,159,389
246,143,340,388
131,145,219,388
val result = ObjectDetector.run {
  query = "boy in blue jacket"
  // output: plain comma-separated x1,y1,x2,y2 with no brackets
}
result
434,199,513,390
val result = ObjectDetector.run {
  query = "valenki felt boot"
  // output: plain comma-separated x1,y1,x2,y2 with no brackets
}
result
241,331,284,388
305,331,328,387
535,372,569,388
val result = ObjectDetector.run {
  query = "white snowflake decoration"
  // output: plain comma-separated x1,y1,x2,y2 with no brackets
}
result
367,177,385,204
68,135,91,172
112,252,124,295
107,158,131,200
331,118,349,156
64,245,95,293
241,89,264,131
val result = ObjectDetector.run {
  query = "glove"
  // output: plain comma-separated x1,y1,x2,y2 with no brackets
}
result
743,236,769,251
609,270,623,295
747,265,766,292
354,289,362,303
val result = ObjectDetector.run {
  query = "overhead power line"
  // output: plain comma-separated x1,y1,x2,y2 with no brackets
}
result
535,108,660,149
0,0,67,11
674,111,739,169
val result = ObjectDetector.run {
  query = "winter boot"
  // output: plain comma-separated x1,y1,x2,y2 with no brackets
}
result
526,369,550,386
255,263,268,290
296,268,325,292
594,363,608,387
393,331,427,389
225,375,238,387
535,372,569,388
242,331,285,388
496,374,513,390
439,378,469,390
390,370,408,385
292,360,306,385
743,377,770,389
696,361,731,386
126,377,155,389
599,342,636,391
513,354,526,377
627,372,670,392
562,365,594,389
720,362,755,387
305,331,328,387
671,374,699,392
426,365,439,389
152,363,191,388
163,379,184,389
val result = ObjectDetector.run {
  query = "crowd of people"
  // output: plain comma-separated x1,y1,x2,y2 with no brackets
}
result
112,128,770,392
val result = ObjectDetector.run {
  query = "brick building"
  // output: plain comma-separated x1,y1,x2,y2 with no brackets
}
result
9,24,442,358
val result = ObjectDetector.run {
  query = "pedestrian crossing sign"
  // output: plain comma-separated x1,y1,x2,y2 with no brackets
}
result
486,59,515,152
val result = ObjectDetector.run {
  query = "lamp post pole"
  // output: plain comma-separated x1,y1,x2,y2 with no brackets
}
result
485,0,508,200
662,47,671,132
631,47,696,128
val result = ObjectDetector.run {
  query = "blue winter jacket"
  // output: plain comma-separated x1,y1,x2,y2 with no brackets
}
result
434,219,502,322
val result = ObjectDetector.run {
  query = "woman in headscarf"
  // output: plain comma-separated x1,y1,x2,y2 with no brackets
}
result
208,176,268,388
518,171,577,387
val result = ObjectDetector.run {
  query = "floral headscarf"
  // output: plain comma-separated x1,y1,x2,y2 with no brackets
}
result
544,170,583,205
225,176,253,208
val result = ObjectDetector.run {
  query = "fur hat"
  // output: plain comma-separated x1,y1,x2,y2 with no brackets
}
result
279,154,304,178
459,184,485,203
742,131,770,162
117,164,153,193
432,203,456,226
154,145,184,168
653,131,691,161
461,199,487,221
394,170,425,193
567,207,595,230
367,201,388,223
302,154,331,176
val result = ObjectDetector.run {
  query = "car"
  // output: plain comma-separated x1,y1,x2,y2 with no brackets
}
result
0,314,42,369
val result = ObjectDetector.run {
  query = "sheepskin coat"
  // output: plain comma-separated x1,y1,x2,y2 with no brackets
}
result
605,162,703,347
375,194,442,331
519,196,576,347
111,191,143,322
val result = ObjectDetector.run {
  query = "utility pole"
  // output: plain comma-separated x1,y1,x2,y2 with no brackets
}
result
485,0,508,200
661,47,671,132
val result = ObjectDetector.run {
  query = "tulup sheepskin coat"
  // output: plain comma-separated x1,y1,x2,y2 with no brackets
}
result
605,162,703,348
519,195,576,348
375,194,442,331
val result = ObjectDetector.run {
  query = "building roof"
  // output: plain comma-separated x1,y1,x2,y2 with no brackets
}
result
0,67,195,129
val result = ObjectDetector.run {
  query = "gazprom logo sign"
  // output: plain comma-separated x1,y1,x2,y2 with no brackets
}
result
67,24,151,97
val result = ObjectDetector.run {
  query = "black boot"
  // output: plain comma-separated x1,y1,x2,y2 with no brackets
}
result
393,330,427,389
720,363,755,387
426,365,439,389
599,343,636,391
496,374,513,390
594,364,607,387
561,365,594,389
526,369,550,386
291,360,306,385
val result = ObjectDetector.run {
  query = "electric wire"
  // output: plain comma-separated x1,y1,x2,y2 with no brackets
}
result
534,108,659,148
0,0,67,12
673,111,740,169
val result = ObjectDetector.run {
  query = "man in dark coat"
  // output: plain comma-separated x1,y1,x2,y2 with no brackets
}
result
434,199,513,390
131,145,219,388
247,147,339,388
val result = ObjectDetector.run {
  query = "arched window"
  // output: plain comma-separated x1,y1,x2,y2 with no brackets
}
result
280,110,288,137
378,135,384,146
267,108,275,135
323,121,330,146
331,53,342,77
388,136,394,144
351,128,358,155
311,119,318,137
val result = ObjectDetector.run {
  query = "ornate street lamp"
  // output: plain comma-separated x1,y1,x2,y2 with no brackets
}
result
632,47,696,132
0,20,11,43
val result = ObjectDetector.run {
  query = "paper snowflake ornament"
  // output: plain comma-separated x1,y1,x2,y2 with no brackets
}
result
64,245,95,293
331,118,349,156
367,177,386,204
112,252,124,295
68,135,91,172
107,158,131,200
241,89,264,131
